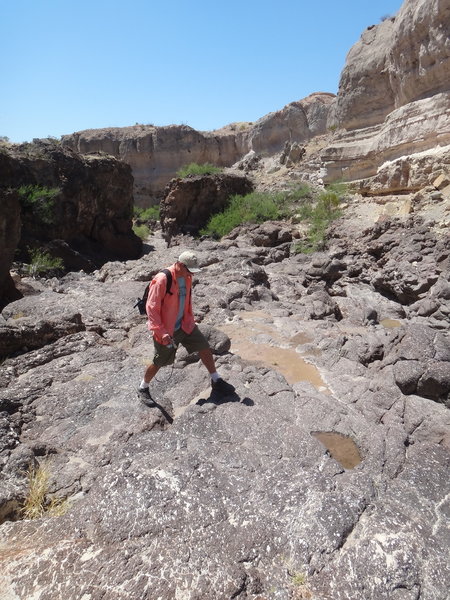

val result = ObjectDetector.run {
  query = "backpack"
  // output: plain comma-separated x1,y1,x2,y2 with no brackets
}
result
134,269,173,315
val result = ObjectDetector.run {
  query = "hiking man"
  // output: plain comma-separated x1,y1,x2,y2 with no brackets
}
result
138,250,234,402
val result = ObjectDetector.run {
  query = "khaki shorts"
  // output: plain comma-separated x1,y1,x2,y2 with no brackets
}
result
153,325,210,367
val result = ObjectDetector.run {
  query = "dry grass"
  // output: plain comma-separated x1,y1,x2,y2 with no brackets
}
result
21,465,68,519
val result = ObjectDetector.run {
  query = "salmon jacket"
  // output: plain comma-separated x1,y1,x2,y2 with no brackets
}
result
146,265,195,343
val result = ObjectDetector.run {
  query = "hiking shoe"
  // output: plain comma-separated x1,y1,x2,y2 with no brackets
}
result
211,378,235,395
138,387,154,405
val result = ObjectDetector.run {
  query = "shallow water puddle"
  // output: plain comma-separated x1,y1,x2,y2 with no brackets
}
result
380,318,402,329
219,312,328,391
312,431,362,469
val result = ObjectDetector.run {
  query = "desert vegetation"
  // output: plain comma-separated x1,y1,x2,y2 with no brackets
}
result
176,163,223,178
133,205,160,221
18,184,60,227
200,182,345,252
26,249,64,277
132,224,151,239
21,465,68,520
133,205,160,239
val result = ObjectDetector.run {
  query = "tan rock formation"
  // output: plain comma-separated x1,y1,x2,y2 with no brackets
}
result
247,93,335,155
61,93,334,204
63,125,247,205
323,0,450,189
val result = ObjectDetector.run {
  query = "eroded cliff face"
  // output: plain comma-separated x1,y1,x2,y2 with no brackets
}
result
323,0,450,188
61,93,334,204
63,125,247,205
0,142,142,307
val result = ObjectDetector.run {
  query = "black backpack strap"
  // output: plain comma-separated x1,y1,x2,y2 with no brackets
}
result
161,268,173,295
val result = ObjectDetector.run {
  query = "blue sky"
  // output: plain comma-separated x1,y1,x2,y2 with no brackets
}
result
1,0,403,142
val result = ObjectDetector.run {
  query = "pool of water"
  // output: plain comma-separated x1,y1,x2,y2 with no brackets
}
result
312,431,362,469
219,311,328,391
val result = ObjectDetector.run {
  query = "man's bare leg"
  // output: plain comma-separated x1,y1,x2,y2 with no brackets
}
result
143,362,160,384
198,348,216,374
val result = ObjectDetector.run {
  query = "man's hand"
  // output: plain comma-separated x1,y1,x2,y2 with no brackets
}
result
161,333,172,346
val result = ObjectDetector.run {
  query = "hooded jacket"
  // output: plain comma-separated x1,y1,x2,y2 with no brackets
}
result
146,264,195,343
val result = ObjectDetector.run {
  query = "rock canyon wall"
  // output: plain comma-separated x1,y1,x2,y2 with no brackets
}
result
61,93,334,204
60,0,449,199
0,142,141,308
322,0,450,190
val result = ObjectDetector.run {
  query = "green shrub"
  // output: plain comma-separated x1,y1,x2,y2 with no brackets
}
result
18,185,60,226
176,163,222,178
293,186,343,254
200,191,288,239
285,184,313,202
199,185,314,239
27,249,63,277
133,205,160,221
133,224,151,239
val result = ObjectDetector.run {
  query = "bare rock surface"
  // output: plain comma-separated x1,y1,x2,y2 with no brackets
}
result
0,193,449,599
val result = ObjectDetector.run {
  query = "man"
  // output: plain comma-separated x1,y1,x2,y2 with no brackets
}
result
138,250,234,403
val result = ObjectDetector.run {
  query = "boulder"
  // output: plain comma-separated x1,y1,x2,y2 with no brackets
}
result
388,325,450,403
160,173,254,239
0,313,85,359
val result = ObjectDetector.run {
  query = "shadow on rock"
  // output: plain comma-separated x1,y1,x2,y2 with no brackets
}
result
139,396,174,424
141,243,156,255
197,390,254,407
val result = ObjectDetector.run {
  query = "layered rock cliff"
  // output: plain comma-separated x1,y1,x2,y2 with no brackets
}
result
323,0,450,189
61,93,334,204
60,0,449,198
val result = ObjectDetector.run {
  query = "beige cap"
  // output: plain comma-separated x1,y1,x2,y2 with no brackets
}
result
178,250,202,273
